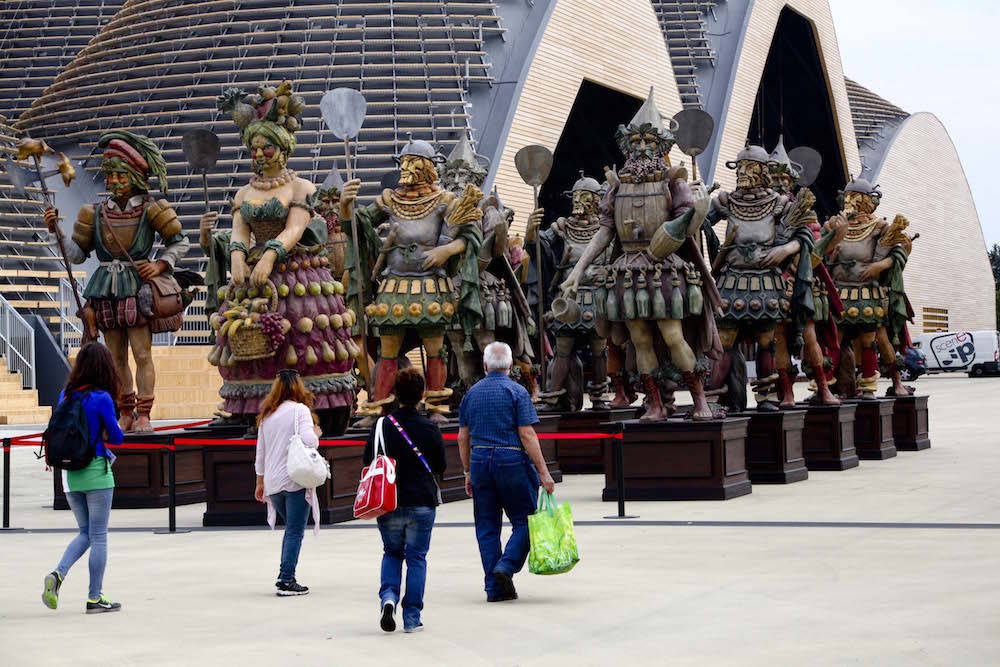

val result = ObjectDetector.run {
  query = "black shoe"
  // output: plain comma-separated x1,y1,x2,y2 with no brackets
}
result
42,571,62,610
86,594,122,614
489,571,517,601
380,601,396,632
275,579,309,596
404,623,424,634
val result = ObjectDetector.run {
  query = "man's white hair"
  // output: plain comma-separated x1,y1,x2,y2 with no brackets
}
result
483,341,513,372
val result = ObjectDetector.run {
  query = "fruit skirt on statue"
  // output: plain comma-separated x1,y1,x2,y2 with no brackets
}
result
212,251,358,415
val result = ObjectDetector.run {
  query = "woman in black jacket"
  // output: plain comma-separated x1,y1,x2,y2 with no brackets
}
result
364,367,446,634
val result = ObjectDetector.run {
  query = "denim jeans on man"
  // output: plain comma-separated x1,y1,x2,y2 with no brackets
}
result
270,489,309,582
470,447,540,598
57,488,114,600
377,506,436,630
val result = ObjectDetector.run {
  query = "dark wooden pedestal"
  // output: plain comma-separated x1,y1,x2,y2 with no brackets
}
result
801,403,859,471
849,398,897,460
742,410,808,484
53,433,204,510
554,408,639,474
602,417,751,501
892,395,931,451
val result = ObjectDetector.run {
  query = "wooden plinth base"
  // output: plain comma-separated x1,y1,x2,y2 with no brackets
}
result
602,417,751,500
742,410,808,484
53,433,204,510
892,395,931,450
849,398,897,460
554,408,639,474
801,403,859,471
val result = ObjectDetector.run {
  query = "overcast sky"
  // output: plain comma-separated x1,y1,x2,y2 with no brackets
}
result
831,0,999,249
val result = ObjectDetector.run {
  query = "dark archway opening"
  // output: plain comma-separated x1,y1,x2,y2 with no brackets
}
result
537,80,642,223
747,7,847,220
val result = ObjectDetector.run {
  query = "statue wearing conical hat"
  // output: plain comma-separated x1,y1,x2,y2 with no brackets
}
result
708,141,829,411
44,130,191,433
560,88,719,420
350,137,485,424
441,134,539,400
819,177,915,398
526,171,621,412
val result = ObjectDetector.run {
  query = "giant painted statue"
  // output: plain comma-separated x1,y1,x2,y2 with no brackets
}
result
822,177,914,398
44,131,190,432
357,138,484,424
528,172,613,411
560,88,719,420
709,143,834,411
440,135,538,399
768,139,844,403
209,81,358,431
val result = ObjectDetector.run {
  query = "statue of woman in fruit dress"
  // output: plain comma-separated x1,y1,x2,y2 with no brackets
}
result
208,81,359,433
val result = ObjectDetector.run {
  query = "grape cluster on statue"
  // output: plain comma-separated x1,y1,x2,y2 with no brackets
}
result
820,177,916,398
355,137,485,424
528,172,616,412
44,130,190,432
440,134,539,400
208,80,359,433
708,142,834,412
560,87,720,421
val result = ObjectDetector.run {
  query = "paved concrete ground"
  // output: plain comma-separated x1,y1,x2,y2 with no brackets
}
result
2,374,999,665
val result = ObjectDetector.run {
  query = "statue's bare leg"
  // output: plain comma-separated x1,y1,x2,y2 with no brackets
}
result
447,330,477,389
754,327,779,410
774,323,797,407
539,336,575,410
128,325,155,433
656,319,711,420
352,335,373,390
422,334,451,424
357,333,403,426
803,321,839,404
876,326,909,396
625,320,666,421
104,328,135,432
588,334,609,410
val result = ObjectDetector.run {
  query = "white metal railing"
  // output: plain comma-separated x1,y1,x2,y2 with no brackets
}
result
59,278,86,353
0,293,36,389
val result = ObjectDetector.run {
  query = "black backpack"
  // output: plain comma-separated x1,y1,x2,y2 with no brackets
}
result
40,390,98,471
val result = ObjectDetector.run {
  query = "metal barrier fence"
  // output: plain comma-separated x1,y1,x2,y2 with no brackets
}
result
0,293,36,389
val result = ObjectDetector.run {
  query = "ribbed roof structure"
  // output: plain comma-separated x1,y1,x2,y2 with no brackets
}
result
650,1,717,109
17,0,503,271
844,77,908,147
0,0,126,120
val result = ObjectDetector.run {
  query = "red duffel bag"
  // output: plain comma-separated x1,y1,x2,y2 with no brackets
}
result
353,417,398,519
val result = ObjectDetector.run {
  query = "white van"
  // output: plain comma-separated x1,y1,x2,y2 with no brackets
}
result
911,330,1000,377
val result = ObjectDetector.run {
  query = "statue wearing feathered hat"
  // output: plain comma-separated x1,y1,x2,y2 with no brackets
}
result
43,130,190,432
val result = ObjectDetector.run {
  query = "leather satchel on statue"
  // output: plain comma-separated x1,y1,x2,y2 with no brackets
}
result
104,220,184,319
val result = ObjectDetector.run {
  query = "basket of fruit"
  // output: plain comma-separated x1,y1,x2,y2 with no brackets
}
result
217,280,285,362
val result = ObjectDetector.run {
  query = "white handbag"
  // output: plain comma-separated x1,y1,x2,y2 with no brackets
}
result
286,404,331,488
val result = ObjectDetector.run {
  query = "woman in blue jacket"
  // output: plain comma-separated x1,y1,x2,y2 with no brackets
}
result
42,342,125,614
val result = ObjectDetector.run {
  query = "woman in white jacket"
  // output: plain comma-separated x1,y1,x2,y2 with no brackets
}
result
254,369,322,596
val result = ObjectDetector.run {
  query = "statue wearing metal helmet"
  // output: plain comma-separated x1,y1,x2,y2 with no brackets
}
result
819,177,916,398
441,134,539,401
527,171,620,412
708,141,829,411
356,136,484,423
560,88,719,421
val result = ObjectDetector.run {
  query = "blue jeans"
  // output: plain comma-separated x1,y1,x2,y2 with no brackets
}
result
57,488,114,600
377,506,436,629
270,489,309,583
470,447,539,598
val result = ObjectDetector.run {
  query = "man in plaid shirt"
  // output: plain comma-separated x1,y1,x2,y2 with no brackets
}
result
458,342,556,602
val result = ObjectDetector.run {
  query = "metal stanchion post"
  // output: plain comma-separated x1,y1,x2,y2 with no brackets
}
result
155,445,190,535
3,440,10,529
604,423,637,520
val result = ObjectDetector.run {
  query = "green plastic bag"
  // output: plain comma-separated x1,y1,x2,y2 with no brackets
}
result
528,492,580,575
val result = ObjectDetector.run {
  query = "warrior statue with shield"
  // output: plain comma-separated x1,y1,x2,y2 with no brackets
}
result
821,177,915,398
439,134,539,399
560,88,719,420
354,137,485,424
44,131,190,432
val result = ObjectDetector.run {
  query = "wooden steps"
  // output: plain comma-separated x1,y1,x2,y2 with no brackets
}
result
0,357,51,425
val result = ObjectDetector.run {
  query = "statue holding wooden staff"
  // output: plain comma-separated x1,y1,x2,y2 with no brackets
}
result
43,131,190,432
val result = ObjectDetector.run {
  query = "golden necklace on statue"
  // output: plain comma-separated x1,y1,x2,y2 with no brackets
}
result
250,169,295,191
844,215,879,242
388,190,446,220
